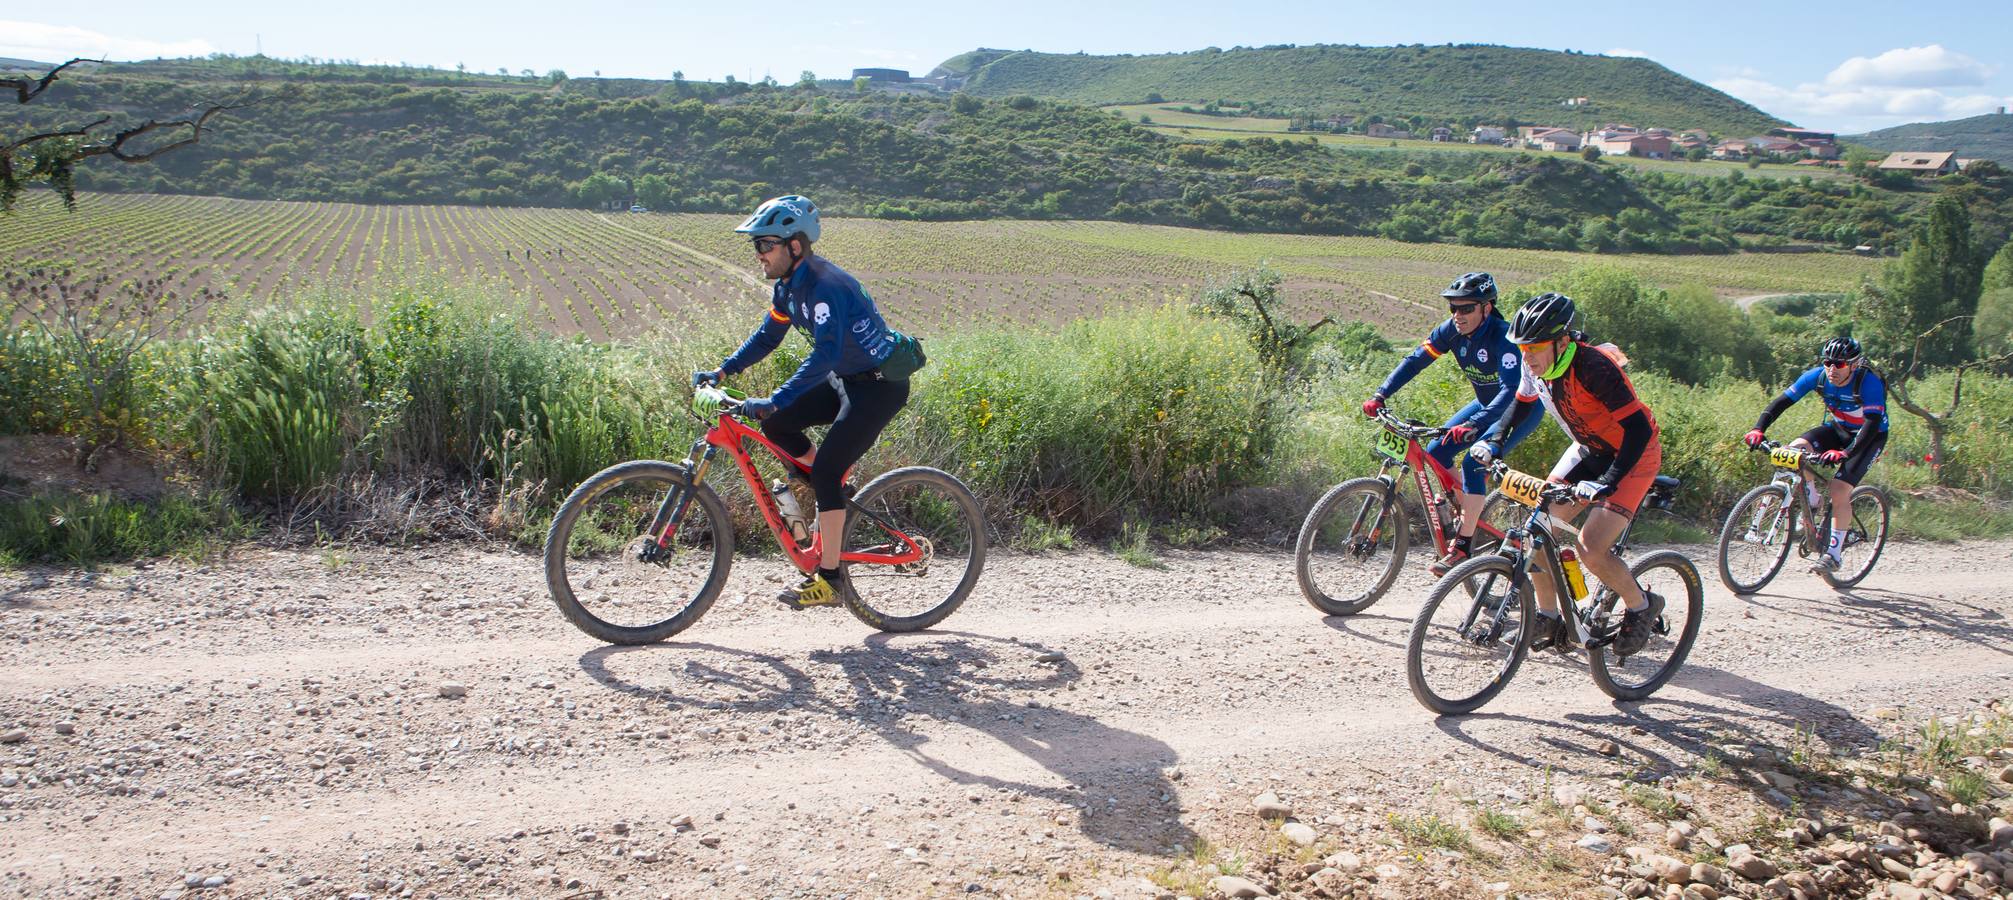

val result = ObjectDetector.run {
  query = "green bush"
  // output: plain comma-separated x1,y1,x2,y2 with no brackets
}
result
898,307,1269,529
0,490,253,566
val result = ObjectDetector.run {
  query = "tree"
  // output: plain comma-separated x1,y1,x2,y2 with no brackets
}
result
547,69,568,84
573,172,628,210
634,173,674,210
3,59,255,211
852,76,870,94
1886,315,2013,485
1869,195,1983,366
1582,146,1601,162
797,70,817,89
1976,239,2013,355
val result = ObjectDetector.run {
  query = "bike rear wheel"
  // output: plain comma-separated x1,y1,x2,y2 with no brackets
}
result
1716,483,1795,595
1589,550,1704,701
1820,485,1890,590
544,460,734,645
839,467,987,632
1294,477,1408,616
1405,554,1534,715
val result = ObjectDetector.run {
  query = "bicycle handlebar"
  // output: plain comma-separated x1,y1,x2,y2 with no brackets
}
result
1375,408,1449,441
1485,460,1580,505
1747,438,1838,469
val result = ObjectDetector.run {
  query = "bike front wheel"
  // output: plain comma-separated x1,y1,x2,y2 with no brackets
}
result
544,460,734,645
1820,484,1890,590
839,467,987,632
1716,482,1795,595
1405,553,1535,715
1294,477,1408,616
1474,489,1525,558
1589,549,1704,701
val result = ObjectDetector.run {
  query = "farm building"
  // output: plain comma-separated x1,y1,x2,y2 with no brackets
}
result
850,68,910,83
1430,126,1454,142
1877,151,1959,176
1712,140,1749,160
1470,125,1506,143
1365,123,1410,139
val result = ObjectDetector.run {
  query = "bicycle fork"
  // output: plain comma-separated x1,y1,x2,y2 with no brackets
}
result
639,440,715,563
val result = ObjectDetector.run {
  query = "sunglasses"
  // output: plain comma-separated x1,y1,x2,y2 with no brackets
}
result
752,237,786,254
1822,359,1855,369
1516,341,1555,353
1448,302,1481,315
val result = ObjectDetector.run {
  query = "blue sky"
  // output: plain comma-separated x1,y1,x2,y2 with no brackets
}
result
4,1,2010,133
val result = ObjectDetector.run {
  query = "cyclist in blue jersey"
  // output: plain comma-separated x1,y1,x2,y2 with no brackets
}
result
693,195,907,609
1363,273,1544,574
1743,336,1889,572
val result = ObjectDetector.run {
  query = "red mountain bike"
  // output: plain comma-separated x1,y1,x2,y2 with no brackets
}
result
544,386,986,644
1293,408,1516,616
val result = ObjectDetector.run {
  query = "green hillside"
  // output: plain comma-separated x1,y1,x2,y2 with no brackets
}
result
5,56,1981,255
954,44,1786,136
1847,113,2013,165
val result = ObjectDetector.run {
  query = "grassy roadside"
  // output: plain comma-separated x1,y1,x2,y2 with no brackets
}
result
3,272,2009,567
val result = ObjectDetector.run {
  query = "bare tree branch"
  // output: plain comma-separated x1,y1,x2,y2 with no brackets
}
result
74,99,258,163
3,58,271,211
1,58,101,104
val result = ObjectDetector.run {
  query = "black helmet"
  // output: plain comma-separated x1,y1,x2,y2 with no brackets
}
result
1507,292,1576,344
1820,336,1862,364
1441,272,1498,304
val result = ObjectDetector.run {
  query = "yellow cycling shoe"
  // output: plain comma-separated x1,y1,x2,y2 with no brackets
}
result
777,571,846,609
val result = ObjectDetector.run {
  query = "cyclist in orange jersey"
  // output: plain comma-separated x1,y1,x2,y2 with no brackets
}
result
1470,293,1664,656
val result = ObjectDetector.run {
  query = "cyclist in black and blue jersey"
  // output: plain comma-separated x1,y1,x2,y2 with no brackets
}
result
693,195,907,609
1362,273,1544,574
1743,336,1889,573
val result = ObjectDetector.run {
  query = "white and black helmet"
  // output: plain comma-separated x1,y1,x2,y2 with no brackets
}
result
1506,292,1576,344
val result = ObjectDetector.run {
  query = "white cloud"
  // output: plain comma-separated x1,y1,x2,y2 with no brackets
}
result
1605,48,1651,59
1706,44,2010,131
1824,44,1992,89
1712,73,2011,132
0,20,214,62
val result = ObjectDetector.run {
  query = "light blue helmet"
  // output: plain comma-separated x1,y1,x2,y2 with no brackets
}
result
734,195,820,242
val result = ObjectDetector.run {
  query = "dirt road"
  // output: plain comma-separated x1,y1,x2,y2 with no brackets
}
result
2,540,2008,898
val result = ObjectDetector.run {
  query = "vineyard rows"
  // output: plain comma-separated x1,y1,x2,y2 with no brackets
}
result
3,192,1884,339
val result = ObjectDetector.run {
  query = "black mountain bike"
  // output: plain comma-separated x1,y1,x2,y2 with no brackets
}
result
1405,463,1704,715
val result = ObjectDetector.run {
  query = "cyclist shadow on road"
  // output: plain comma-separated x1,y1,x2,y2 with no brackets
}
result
576,631,1194,855
1432,662,1884,811
1738,585,2013,657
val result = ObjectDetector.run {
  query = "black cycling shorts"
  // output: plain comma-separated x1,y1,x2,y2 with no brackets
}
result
761,374,909,512
1796,424,1886,486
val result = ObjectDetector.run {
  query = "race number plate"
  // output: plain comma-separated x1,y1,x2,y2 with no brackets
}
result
1373,428,1408,462
1501,470,1548,508
1769,446,1804,470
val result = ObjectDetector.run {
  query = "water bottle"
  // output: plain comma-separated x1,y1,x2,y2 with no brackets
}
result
1558,547,1589,601
772,479,809,543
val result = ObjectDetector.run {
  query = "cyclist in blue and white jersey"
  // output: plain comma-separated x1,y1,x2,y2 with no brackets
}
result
1743,336,1889,572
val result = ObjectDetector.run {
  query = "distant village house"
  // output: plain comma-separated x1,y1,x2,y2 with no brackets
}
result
1430,126,1454,142
1524,127,1581,152
1365,123,1410,139
1877,151,1960,177
1470,125,1506,143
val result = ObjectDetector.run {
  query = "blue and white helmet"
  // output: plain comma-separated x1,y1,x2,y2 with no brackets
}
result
735,195,820,242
